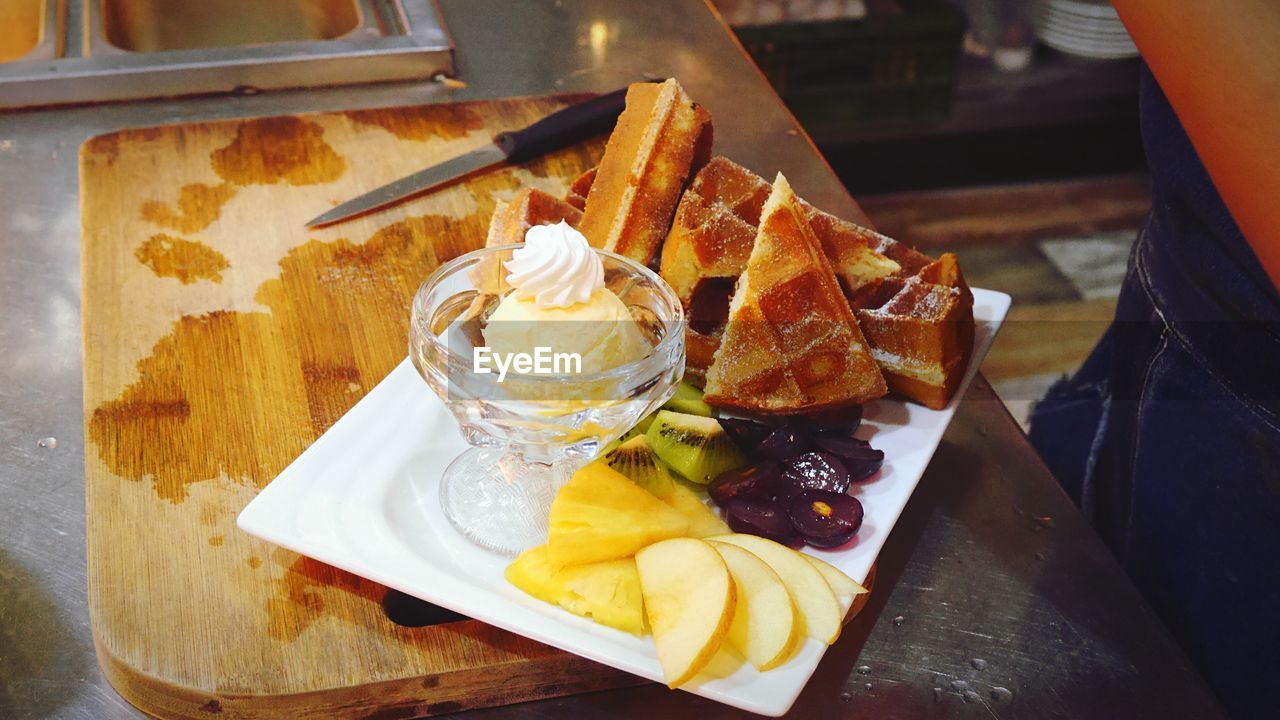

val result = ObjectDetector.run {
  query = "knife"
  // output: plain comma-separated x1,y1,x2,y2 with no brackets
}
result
305,84,639,228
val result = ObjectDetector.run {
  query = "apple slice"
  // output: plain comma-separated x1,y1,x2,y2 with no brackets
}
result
635,538,736,687
711,542,800,670
708,533,842,644
802,554,867,614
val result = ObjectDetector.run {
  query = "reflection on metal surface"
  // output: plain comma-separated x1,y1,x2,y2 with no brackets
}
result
0,0,453,109
102,0,362,53
0,0,43,62
0,0,58,63
588,20,609,64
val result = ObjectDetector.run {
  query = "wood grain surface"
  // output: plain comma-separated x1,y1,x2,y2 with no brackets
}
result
79,95,637,719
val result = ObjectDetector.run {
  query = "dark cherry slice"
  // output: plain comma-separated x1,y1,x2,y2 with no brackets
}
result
804,527,859,549
813,435,884,481
708,463,783,506
813,434,871,456
802,405,864,435
753,424,811,461
782,452,851,496
788,490,863,542
725,499,797,544
719,417,774,453
845,457,885,482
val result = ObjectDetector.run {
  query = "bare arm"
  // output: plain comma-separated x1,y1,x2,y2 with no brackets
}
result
1112,0,1280,291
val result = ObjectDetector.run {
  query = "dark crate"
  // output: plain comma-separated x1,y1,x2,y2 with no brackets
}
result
733,0,967,133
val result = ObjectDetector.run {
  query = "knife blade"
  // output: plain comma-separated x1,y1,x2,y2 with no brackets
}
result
305,84,640,228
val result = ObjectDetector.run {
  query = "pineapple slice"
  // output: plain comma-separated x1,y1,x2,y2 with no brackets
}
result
666,482,731,538
597,435,727,539
506,545,646,635
547,463,689,568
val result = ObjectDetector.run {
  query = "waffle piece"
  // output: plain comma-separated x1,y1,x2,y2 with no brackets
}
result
850,254,975,409
661,157,921,382
660,157,915,301
470,188,584,298
485,187,583,247
682,156,771,223
804,210,926,292
578,79,712,266
564,167,597,211
702,174,886,413
685,327,723,387
659,157,769,385
660,177,758,307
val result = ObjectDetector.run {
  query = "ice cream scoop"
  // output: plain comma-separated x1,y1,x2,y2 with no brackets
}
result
484,222,650,375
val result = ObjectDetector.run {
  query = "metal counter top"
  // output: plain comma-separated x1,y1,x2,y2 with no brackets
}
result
0,1,1223,718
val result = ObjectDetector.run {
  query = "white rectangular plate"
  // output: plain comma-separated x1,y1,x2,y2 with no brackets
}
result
239,288,1011,716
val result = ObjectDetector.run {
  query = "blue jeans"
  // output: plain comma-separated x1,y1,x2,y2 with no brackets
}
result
1029,67,1280,720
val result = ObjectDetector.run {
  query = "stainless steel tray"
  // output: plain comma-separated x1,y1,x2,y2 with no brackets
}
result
0,0,454,109
1,0,60,64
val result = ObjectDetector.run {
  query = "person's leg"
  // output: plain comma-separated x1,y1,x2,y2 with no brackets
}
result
1029,230,1159,536
1117,332,1280,720
1027,326,1113,506
1034,221,1280,718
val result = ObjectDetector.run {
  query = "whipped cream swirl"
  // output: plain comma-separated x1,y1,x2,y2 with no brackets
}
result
504,221,605,308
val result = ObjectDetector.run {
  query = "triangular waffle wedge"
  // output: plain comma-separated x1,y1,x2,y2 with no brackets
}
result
578,79,712,266
485,187,583,247
660,164,760,307
657,158,912,380
682,155,772,224
564,167,597,211
655,156,972,405
702,174,886,413
471,187,584,298
804,210,927,292
562,154,972,407
849,253,975,409
660,158,916,304
658,157,768,384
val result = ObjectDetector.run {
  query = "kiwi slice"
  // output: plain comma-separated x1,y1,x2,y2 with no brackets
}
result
660,382,713,417
646,410,748,485
603,435,676,500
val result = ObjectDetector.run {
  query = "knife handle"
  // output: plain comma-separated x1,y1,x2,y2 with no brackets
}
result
495,84,640,164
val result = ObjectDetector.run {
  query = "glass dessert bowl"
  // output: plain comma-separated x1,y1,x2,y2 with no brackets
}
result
410,235,685,556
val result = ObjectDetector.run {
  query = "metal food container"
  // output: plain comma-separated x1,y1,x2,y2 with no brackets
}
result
0,0,59,64
98,0,365,53
0,0,454,109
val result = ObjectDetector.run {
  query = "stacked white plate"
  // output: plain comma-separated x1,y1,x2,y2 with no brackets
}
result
1034,0,1139,60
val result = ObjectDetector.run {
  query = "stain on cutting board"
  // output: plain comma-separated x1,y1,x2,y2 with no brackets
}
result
82,126,164,166
89,214,454,502
135,233,229,284
140,182,238,233
86,111,602,502
267,553,389,641
211,116,347,186
346,104,487,142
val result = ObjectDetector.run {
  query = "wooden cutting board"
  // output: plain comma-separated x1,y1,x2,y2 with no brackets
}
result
79,95,639,719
